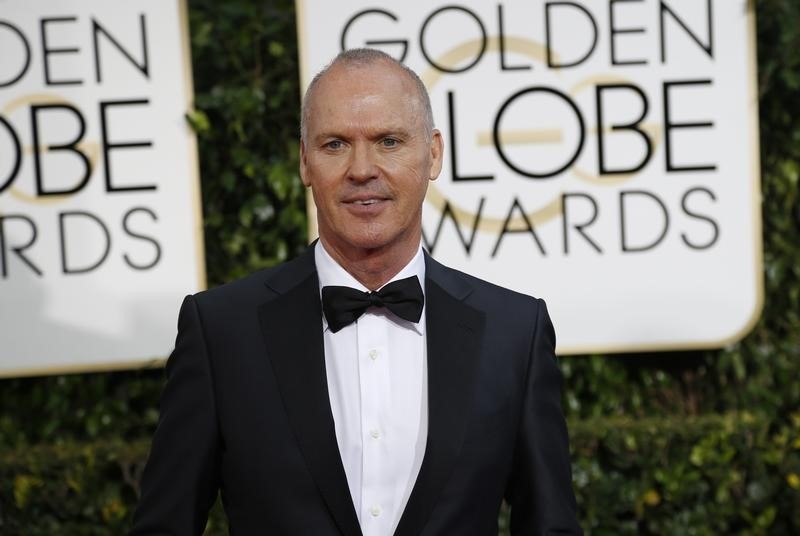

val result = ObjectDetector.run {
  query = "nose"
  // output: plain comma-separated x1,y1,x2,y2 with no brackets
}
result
347,143,379,183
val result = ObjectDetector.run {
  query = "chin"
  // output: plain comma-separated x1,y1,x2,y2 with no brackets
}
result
345,234,393,252
346,226,409,252
323,219,414,254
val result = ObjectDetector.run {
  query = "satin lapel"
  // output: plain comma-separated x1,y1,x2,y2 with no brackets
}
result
394,258,485,536
258,250,361,536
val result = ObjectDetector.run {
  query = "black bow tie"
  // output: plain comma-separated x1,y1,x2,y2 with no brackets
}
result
321,276,424,333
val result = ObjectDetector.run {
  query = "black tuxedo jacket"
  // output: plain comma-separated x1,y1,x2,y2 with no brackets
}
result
131,246,581,535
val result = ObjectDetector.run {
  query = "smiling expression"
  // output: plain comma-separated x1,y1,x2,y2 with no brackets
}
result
300,60,443,263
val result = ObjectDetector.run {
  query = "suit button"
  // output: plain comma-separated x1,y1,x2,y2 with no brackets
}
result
369,506,382,517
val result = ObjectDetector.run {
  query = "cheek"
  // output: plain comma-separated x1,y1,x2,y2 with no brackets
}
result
307,170,340,202
386,157,430,190
311,185,338,219
306,156,346,186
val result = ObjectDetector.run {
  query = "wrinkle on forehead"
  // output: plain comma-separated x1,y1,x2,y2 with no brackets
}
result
306,62,429,139
301,51,435,142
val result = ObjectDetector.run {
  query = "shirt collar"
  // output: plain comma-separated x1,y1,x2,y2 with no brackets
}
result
315,240,426,335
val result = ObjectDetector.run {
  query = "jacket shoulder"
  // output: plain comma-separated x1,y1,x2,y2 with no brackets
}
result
427,255,544,310
192,245,316,311
192,265,277,310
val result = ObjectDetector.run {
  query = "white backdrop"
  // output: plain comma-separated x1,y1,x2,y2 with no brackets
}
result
296,0,763,354
0,0,204,376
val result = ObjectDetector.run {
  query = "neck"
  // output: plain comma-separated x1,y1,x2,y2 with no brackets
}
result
319,236,420,291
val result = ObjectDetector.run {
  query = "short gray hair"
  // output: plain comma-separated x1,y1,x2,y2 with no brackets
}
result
300,48,434,142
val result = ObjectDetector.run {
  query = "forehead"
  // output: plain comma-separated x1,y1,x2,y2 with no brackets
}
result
306,62,424,134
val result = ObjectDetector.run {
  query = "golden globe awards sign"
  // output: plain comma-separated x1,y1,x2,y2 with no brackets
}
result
296,0,763,353
0,0,203,376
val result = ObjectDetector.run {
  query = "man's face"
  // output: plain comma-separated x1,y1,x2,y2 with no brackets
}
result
300,61,443,259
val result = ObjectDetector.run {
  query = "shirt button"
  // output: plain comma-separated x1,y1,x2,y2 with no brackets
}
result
368,349,378,360
369,429,381,439
369,506,382,517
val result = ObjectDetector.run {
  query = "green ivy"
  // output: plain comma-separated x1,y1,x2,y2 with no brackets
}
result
1,414,797,534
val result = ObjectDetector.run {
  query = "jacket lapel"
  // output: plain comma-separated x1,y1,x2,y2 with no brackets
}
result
394,254,486,536
258,247,362,536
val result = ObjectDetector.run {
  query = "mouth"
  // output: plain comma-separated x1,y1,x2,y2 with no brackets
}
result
343,194,389,205
342,196,390,215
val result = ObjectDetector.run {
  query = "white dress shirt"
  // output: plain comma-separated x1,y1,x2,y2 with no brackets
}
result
315,241,428,536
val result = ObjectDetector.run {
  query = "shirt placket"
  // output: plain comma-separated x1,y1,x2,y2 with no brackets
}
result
356,312,392,535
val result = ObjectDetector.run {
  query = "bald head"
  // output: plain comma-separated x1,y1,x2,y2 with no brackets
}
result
300,49,434,143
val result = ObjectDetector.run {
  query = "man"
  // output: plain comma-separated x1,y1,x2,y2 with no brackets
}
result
132,48,581,535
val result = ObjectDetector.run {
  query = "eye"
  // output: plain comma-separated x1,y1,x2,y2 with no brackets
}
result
381,137,399,148
324,140,343,150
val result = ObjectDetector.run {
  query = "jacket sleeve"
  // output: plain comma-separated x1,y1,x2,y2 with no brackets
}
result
130,295,221,535
506,299,583,535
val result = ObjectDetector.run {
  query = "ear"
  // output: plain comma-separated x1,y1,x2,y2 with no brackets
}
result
299,139,311,187
428,129,444,181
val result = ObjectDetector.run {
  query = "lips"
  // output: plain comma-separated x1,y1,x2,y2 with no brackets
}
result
342,194,390,216
342,194,390,205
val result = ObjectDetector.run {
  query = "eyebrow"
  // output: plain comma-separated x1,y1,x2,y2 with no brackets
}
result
313,127,415,143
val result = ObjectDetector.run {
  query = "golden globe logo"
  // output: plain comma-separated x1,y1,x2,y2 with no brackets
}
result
297,0,762,353
0,1,203,376
338,4,719,259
